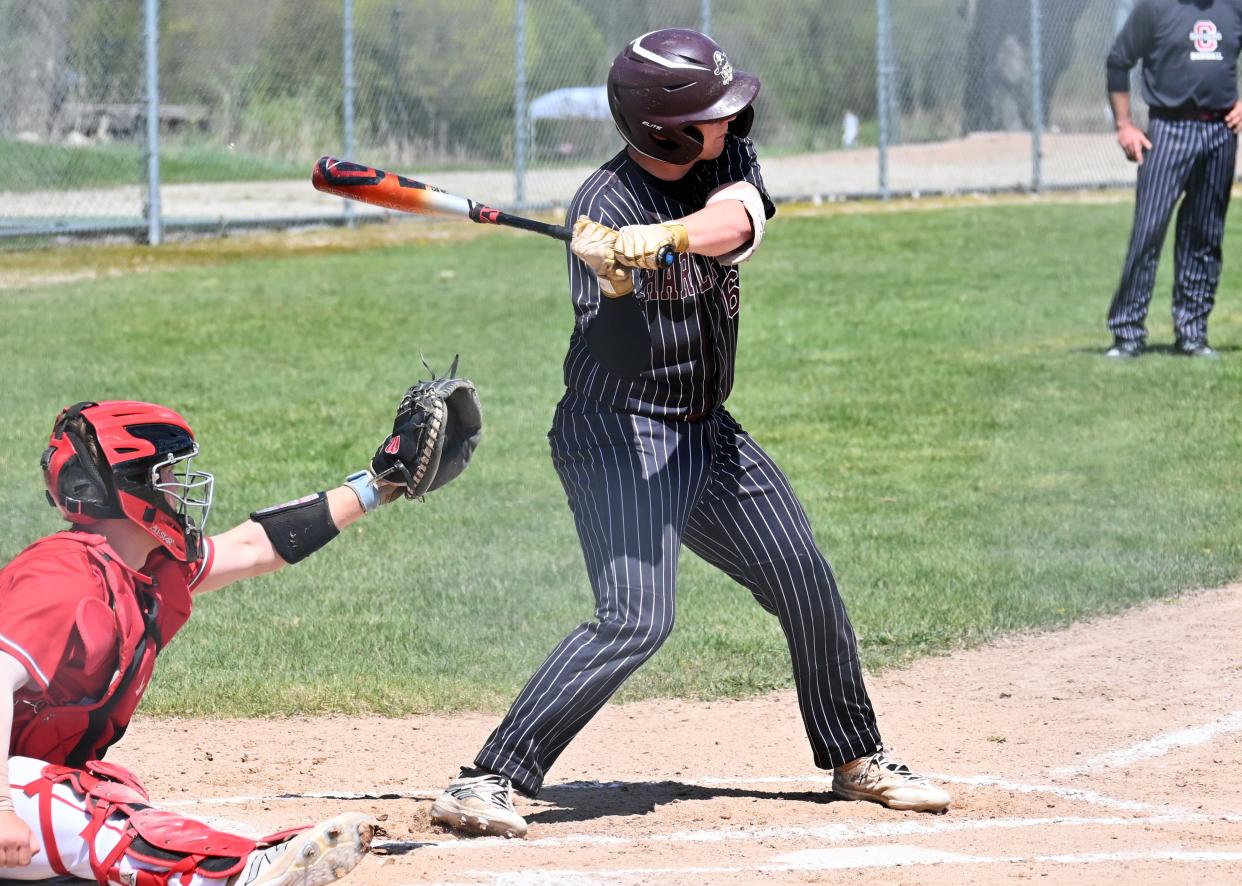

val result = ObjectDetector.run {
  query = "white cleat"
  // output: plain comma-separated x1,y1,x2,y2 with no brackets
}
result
832,750,951,813
233,811,379,885
430,770,528,838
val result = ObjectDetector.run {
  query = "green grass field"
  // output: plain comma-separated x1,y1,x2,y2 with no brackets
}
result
1,200,1239,717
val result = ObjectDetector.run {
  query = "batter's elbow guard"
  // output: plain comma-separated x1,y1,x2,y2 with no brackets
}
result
250,492,339,564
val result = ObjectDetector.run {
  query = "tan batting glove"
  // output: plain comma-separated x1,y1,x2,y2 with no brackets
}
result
614,222,689,270
571,216,633,298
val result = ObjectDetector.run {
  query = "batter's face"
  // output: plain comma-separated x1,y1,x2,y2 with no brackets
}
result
697,115,737,161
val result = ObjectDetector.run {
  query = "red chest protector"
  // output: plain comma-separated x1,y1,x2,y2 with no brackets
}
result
12,533,169,767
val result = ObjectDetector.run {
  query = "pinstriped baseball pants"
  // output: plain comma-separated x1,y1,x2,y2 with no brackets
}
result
1108,117,1237,345
474,393,882,796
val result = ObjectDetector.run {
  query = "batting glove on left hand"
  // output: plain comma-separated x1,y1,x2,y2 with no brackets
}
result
571,217,633,297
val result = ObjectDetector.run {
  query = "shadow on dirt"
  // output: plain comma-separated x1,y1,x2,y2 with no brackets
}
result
528,779,842,826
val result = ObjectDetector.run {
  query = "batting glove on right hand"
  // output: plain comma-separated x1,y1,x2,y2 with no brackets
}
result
571,216,634,298
614,222,688,270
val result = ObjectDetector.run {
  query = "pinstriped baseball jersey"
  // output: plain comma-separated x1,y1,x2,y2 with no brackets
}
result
563,134,775,420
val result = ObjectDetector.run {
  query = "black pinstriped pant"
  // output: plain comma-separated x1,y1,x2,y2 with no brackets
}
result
474,392,882,796
1109,116,1237,345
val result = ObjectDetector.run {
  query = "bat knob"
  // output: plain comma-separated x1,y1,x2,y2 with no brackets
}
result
657,245,676,267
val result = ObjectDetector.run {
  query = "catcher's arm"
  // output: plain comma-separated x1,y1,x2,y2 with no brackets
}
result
195,368,481,595
192,487,366,594
0,652,41,866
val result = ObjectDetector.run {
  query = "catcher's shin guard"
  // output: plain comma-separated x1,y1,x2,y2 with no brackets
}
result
13,758,302,884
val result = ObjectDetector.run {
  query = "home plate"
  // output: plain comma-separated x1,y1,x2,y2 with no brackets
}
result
774,845,981,870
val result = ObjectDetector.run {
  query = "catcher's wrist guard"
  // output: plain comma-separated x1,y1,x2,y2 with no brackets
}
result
250,492,339,563
344,470,384,513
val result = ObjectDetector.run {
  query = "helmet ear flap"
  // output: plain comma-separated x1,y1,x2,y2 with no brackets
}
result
728,105,755,138
48,406,123,519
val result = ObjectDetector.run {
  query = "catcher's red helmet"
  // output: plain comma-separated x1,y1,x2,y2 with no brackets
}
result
41,401,214,562
607,28,761,165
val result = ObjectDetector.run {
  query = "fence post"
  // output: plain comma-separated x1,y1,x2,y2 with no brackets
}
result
343,0,356,227
514,0,528,210
143,0,162,245
1030,0,1044,193
876,0,891,199
701,0,712,36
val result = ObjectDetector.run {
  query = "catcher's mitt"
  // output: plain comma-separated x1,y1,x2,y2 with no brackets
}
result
372,356,483,499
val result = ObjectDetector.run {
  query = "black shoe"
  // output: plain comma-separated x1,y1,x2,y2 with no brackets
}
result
1104,339,1144,359
1173,339,1218,358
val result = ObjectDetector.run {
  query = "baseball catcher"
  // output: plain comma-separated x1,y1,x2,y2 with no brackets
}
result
0,369,481,884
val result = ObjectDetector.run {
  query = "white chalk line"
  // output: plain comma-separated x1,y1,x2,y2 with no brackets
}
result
373,810,1239,854
160,789,438,808
432,846,1242,885
1052,710,1242,777
695,773,1168,813
157,771,1159,816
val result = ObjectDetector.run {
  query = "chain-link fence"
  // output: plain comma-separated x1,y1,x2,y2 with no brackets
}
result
0,0,1177,243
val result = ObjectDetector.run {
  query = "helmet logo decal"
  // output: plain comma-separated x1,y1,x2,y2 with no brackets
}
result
641,120,664,130
148,524,176,548
630,32,710,71
713,51,734,85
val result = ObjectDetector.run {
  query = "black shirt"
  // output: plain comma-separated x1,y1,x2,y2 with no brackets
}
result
562,135,775,420
1107,0,1242,110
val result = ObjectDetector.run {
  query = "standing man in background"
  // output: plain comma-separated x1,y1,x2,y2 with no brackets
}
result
427,28,950,841
1105,0,1242,359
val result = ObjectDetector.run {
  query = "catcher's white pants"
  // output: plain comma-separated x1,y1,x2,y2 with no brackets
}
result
2,755,221,884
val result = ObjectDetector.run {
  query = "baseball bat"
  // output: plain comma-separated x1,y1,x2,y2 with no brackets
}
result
311,156,674,266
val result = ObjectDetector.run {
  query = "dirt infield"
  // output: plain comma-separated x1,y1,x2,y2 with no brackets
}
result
112,583,1242,885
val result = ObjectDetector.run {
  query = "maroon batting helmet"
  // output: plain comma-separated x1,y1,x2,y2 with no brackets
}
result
607,28,761,165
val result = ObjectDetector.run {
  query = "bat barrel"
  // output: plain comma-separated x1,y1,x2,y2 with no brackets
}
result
312,156,473,219
311,156,674,265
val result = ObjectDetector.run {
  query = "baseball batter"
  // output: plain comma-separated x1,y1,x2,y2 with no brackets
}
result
1105,0,1242,358
429,29,950,839
0,384,480,883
